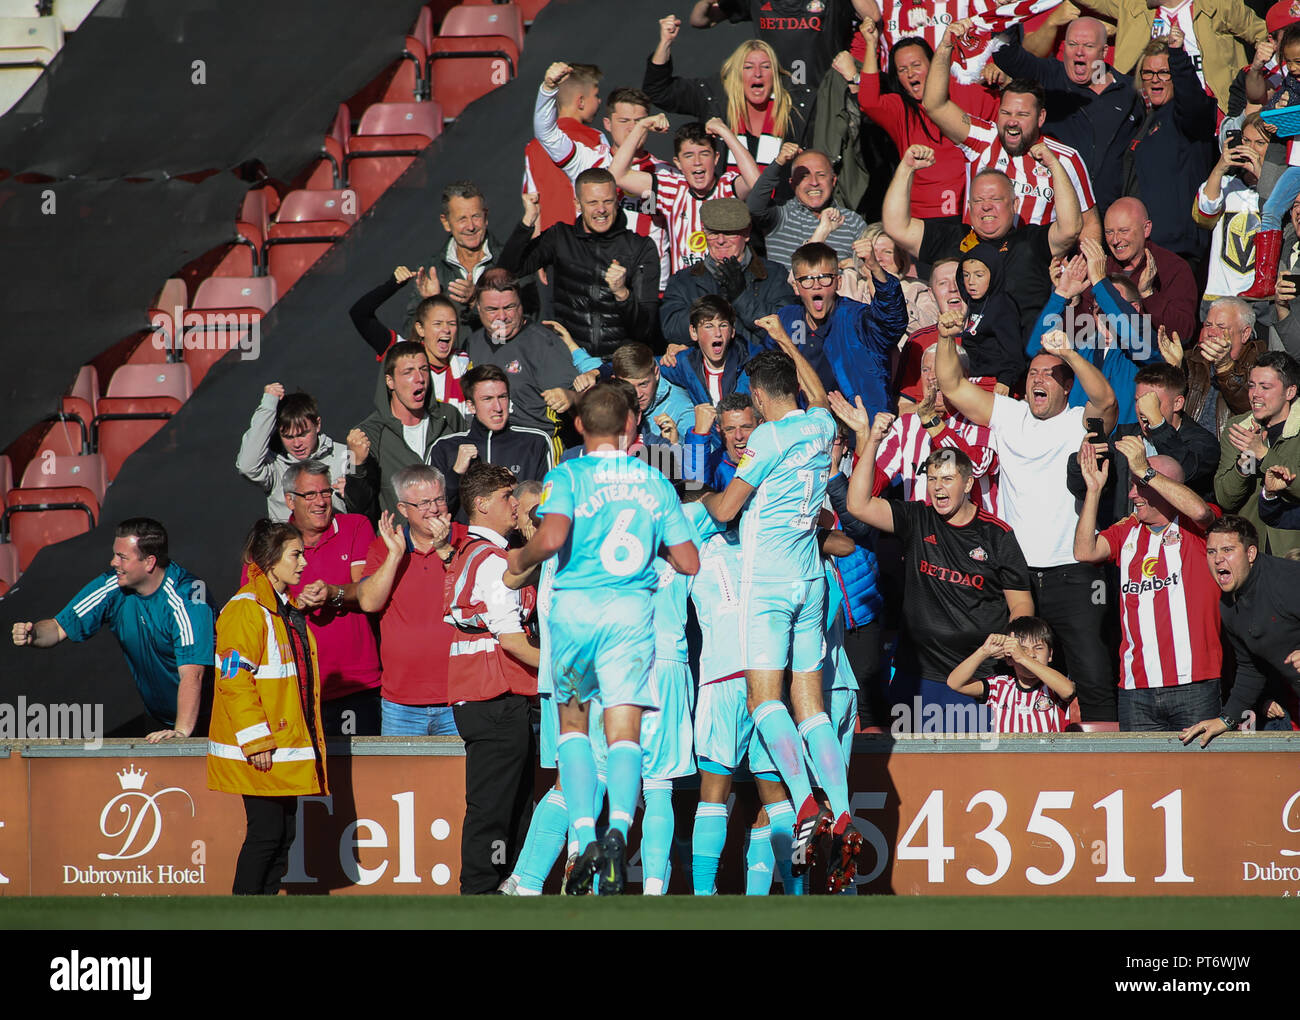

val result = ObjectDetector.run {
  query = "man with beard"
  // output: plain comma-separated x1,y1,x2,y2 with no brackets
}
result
355,342,465,516
1182,515,1300,746
837,404,1033,729
924,21,1099,244
936,322,1122,721
883,148,1081,337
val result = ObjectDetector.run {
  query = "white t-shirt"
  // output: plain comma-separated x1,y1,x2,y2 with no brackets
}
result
987,396,1087,567
402,418,429,458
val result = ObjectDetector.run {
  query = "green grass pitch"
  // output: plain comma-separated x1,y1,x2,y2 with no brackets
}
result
0,895,1293,929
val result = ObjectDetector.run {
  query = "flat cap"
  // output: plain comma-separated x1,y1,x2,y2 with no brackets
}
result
699,197,750,232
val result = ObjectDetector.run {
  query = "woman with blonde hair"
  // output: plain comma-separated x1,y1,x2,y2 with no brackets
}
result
644,14,815,167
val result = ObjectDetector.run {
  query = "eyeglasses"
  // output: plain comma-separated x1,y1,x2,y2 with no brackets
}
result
1139,69,1171,81
795,272,837,289
290,489,333,502
399,497,447,511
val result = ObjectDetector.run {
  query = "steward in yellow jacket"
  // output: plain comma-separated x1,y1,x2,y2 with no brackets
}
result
207,563,328,797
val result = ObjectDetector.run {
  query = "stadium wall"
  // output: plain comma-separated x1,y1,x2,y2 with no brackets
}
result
1,737,1297,896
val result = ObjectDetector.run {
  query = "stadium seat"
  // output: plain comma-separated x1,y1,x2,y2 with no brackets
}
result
385,34,428,102
149,278,187,320
52,0,98,33
20,452,107,506
125,330,169,365
59,364,99,442
3,485,99,572
212,218,264,278
0,540,17,596
412,4,434,52
184,275,276,385
264,189,358,295
192,275,277,314
0,14,62,115
343,101,443,212
94,363,193,480
329,102,351,151
439,4,524,53
33,412,89,459
427,35,519,120
304,135,345,191
0,453,11,503
461,0,548,21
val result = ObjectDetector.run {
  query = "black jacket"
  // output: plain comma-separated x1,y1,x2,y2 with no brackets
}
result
499,217,661,359
993,36,1144,211
1125,47,1217,259
659,252,795,347
1220,554,1300,721
428,417,556,521
642,55,816,155
1065,416,1221,527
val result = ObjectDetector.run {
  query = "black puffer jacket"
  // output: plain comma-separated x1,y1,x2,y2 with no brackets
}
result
499,216,661,359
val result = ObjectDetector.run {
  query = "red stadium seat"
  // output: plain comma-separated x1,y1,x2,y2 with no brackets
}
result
125,330,168,365
264,189,358,295
60,365,98,448
0,540,18,596
19,453,108,505
70,364,99,410
460,0,548,20
343,101,443,212
94,363,193,480
213,219,264,278
386,34,428,102
0,454,11,503
184,276,277,386
329,102,351,151
427,35,518,119
440,4,524,53
412,5,434,51
304,135,345,191
193,275,277,313
3,485,99,571
34,412,89,459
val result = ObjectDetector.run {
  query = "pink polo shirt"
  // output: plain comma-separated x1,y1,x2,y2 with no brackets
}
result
289,513,381,700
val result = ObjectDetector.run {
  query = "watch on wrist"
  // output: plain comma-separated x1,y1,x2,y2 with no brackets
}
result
1140,465,1157,485
330,585,344,608
922,414,943,429
1218,712,1239,731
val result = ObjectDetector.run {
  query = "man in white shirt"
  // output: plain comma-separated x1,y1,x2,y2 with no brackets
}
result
935,312,1121,721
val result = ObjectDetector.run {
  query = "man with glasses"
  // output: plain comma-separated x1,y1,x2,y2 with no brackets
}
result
772,241,906,420
1125,36,1218,269
281,460,381,736
237,383,369,523
357,465,463,737
659,197,794,349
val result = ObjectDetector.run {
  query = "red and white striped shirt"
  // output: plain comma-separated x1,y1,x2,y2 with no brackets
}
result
871,407,1000,515
959,120,1096,226
985,674,1069,732
1098,514,1223,691
877,0,1062,72
651,166,742,276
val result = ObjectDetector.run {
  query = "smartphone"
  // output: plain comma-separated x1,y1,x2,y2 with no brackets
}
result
1086,417,1110,463
1224,129,1244,177
1284,273,1300,288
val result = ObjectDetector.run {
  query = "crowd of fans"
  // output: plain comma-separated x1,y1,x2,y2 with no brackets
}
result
15,1,1300,894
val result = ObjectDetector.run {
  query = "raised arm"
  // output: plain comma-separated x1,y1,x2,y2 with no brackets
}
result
1115,435,1215,528
829,394,899,531
1032,142,1082,258
922,21,975,146
881,145,933,258
1039,328,1118,433
610,113,667,202
707,117,761,196
756,314,828,409
935,313,995,426
1073,439,1113,564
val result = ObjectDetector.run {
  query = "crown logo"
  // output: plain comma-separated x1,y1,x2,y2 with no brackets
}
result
117,765,147,790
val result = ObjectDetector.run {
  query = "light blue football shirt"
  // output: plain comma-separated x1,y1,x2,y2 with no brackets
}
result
734,406,836,583
539,450,693,592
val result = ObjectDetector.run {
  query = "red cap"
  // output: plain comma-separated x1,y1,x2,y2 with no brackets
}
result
1267,0,1300,34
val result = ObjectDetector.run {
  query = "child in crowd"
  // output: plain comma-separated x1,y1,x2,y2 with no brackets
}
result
947,616,1075,733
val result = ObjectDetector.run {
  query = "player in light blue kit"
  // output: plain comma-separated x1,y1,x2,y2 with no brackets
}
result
702,317,865,891
507,384,699,895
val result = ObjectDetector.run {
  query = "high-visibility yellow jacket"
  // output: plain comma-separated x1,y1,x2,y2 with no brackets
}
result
207,565,328,797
